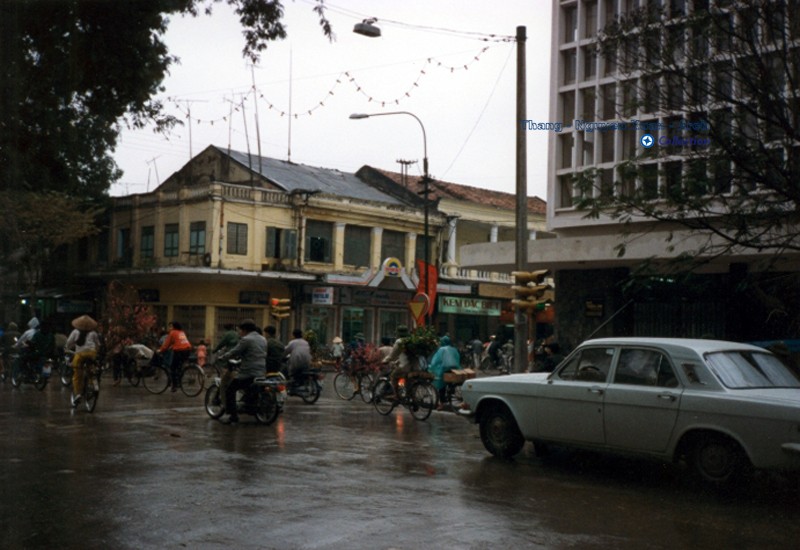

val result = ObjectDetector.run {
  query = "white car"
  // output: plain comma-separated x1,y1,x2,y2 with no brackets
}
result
460,337,800,484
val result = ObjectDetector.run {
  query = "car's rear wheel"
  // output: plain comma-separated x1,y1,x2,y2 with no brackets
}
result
479,405,525,459
691,434,751,485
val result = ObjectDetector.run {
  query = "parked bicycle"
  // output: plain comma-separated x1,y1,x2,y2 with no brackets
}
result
371,370,439,421
141,353,205,397
333,343,382,403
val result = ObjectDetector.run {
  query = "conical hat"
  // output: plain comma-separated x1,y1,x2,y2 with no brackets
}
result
71,314,97,331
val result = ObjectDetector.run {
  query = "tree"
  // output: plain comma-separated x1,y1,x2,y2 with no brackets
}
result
0,0,331,200
0,191,102,295
101,280,158,360
573,1,800,265
565,1,800,337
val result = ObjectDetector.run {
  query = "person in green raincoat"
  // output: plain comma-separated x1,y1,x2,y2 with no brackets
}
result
429,335,460,406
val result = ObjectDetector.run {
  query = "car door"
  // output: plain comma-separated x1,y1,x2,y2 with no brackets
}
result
536,346,615,445
603,347,682,454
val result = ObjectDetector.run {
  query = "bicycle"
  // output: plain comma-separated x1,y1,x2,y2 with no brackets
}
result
10,354,50,391
142,354,205,397
333,366,377,403
371,369,439,421
71,356,101,413
440,368,476,410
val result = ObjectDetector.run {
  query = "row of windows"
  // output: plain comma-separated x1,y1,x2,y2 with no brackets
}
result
117,220,432,266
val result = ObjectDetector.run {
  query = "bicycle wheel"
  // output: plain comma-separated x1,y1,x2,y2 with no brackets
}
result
359,372,376,403
409,381,437,421
444,383,463,410
255,392,280,425
372,378,395,415
333,372,356,400
300,374,321,404
84,372,99,413
204,385,225,419
180,364,205,397
34,371,48,391
60,361,72,387
142,365,170,394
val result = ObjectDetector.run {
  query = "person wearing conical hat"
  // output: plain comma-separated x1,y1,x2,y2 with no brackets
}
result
65,314,101,407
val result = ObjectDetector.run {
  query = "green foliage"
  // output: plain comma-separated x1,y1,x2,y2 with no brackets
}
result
400,326,439,360
0,0,331,199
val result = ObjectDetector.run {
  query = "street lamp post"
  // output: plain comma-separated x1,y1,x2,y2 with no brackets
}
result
349,111,431,324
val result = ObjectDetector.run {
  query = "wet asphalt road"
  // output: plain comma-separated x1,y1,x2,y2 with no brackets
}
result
1,373,799,549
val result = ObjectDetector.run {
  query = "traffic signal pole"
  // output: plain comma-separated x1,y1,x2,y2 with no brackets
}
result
514,26,528,373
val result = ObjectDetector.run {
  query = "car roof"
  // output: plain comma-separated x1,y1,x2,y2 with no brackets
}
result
580,337,768,355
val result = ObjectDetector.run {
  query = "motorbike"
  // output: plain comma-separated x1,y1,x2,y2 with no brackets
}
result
285,366,324,404
204,359,287,425
11,353,52,390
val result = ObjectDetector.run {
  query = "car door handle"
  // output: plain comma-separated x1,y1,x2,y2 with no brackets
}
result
588,387,604,395
657,393,676,401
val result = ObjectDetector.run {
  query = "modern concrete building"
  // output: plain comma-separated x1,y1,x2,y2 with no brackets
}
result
461,0,800,350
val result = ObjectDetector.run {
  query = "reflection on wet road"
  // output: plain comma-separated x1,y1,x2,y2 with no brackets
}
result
1,379,798,549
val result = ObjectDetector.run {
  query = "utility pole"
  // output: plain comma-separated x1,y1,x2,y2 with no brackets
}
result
514,26,529,374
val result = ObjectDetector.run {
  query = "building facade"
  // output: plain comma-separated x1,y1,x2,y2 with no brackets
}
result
460,0,800,351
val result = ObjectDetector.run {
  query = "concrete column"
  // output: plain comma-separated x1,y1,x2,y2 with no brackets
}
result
333,222,346,270
490,224,499,243
370,227,383,269
446,218,458,264
406,232,417,272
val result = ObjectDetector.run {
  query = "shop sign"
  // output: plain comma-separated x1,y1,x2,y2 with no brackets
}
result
57,299,94,314
312,286,334,305
382,257,402,277
438,296,502,316
585,300,604,317
239,291,270,305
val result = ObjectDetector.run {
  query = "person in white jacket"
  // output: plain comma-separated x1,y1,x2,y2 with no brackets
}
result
65,315,101,407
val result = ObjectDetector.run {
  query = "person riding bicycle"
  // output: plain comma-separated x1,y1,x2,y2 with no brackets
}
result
217,319,267,425
65,314,100,407
0,322,20,381
284,328,312,386
429,335,460,406
213,323,239,355
381,325,420,396
158,321,193,393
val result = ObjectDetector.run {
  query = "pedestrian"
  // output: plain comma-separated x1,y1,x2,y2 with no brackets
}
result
284,328,312,384
217,319,267,425
65,315,101,407
264,326,285,373
0,322,20,381
541,342,565,372
429,335,461,407
331,336,344,368
195,339,207,368
158,321,192,392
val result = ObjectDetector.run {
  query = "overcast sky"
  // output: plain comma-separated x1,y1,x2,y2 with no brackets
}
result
112,0,553,199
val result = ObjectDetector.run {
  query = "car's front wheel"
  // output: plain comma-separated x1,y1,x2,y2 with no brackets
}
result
690,434,751,485
479,404,525,459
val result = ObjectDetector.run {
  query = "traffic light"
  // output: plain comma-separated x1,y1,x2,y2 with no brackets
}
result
511,269,552,311
270,297,291,319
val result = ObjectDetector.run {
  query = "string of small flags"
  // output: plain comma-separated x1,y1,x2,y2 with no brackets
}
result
166,45,492,122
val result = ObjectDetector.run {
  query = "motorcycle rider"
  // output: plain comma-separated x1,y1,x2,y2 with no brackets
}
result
284,328,311,386
218,319,266,425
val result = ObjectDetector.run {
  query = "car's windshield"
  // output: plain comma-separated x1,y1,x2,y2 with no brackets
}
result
704,351,800,389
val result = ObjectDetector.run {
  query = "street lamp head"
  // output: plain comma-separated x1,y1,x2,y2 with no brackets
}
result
349,113,370,120
353,18,381,38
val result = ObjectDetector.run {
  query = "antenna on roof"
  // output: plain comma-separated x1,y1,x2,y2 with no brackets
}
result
396,159,417,189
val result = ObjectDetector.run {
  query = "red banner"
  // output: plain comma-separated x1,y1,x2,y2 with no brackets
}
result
415,259,438,314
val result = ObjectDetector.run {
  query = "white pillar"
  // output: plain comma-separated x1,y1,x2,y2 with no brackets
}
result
490,224,499,243
447,218,457,264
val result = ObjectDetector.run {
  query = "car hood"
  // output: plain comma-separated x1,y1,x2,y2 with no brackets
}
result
463,372,550,392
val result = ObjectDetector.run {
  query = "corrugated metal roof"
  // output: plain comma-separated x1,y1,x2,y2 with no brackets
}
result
225,149,404,205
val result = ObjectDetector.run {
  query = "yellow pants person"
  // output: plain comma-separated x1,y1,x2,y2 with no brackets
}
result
71,350,98,396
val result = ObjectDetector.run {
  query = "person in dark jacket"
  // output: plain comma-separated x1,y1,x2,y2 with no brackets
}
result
218,319,267,425
264,326,285,373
